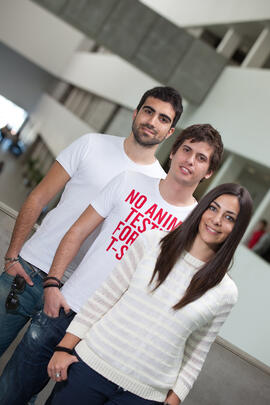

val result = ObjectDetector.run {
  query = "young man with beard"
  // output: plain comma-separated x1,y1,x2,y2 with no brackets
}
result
0,124,223,404
0,86,182,356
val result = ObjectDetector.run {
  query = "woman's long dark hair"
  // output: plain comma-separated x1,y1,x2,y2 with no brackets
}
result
150,183,253,310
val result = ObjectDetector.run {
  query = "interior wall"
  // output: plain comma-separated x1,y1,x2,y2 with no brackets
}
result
0,42,53,113
61,52,160,110
181,67,270,169
236,168,269,211
140,0,270,26
0,0,85,76
30,94,93,156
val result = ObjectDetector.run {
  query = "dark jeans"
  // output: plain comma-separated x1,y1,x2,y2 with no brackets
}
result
0,257,44,355
0,307,76,405
46,358,164,405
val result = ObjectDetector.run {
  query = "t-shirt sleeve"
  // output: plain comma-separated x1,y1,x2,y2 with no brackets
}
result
91,171,126,218
56,134,92,177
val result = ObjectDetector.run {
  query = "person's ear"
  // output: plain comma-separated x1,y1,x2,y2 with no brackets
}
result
204,170,213,180
165,127,175,140
132,109,138,121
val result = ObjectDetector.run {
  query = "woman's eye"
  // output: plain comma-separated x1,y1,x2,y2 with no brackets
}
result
209,205,216,211
226,215,235,222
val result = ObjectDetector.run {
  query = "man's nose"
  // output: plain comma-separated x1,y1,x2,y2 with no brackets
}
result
186,153,195,166
146,114,157,127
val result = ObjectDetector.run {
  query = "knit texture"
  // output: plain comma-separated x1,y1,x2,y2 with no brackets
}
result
67,230,238,402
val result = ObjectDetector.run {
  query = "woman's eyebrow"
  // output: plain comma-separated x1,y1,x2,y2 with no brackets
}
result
213,200,237,216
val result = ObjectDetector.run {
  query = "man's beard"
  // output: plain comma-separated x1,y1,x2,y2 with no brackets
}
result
132,120,166,148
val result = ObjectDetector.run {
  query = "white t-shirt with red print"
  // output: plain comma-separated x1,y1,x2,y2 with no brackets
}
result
61,171,197,313
20,133,165,279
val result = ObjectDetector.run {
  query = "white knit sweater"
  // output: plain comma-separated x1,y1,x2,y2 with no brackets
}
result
67,230,238,402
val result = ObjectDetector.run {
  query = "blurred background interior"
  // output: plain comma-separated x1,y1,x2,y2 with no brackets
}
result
0,1,269,404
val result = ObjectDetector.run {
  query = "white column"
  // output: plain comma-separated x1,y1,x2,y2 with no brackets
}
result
242,28,270,68
216,28,242,58
64,88,85,113
70,89,87,115
75,93,92,118
76,37,96,52
205,153,245,193
51,81,70,102
187,28,203,38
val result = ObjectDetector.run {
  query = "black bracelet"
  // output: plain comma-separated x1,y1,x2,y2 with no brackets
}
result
54,346,74,355
43,284,60,289
43,276,61,286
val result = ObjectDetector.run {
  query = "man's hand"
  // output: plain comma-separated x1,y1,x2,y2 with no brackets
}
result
5,261,33,286
48,351,78,381
4,162,70,287
43,288,70,317
165,390,181,405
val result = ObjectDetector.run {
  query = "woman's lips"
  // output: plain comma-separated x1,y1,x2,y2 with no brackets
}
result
206,225,220,234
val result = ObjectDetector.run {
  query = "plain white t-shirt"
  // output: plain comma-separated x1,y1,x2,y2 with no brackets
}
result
21,133,165,278
61,171,197,312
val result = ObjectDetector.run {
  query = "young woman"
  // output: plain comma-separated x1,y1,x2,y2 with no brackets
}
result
46,183,252,405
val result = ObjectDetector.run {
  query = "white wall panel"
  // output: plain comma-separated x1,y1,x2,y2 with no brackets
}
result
140,0,270,27
0,0,84,76
31,94,92,156
181,66,270,168
62,52,160,110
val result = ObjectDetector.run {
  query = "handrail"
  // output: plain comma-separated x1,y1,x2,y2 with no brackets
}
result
0,201,18,219
0,201,38,230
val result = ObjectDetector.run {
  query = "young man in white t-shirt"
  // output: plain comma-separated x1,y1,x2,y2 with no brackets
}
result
0,124,223,404
0,86,183,357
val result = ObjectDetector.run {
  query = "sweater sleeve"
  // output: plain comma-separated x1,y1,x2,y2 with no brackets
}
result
173,292,237,402
67,232,147,339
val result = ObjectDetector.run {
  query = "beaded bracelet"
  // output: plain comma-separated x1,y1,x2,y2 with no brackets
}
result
4,262,18,272
4,256,19,263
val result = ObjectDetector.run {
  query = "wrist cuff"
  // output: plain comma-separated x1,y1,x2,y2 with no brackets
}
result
54,346,74,355
43,276,62,288
43,284,60,289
